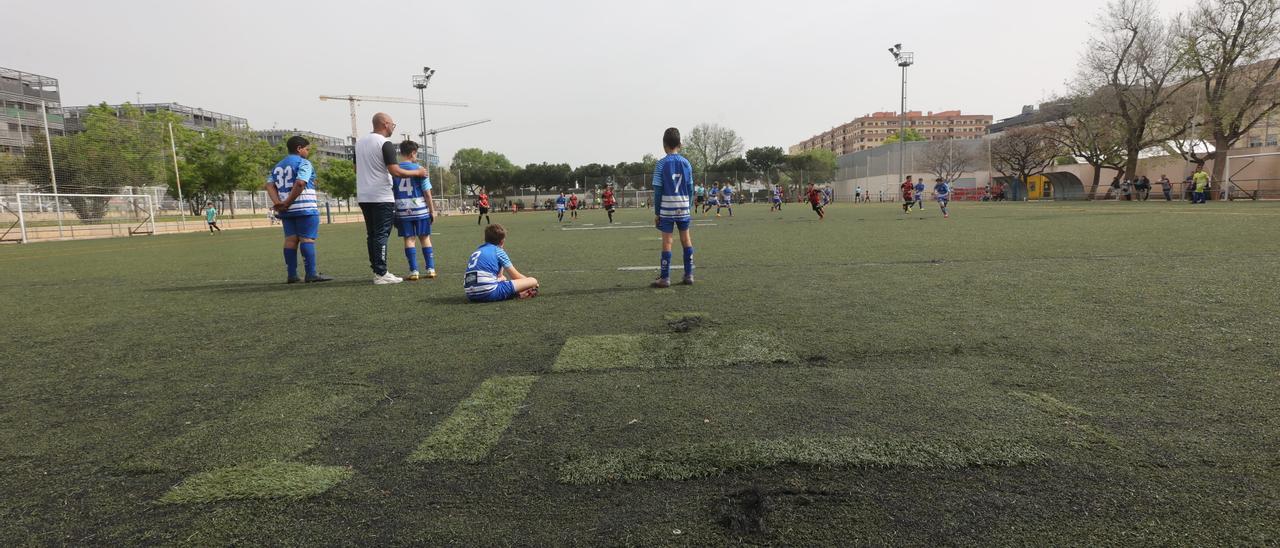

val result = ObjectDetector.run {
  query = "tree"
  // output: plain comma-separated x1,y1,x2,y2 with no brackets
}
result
172,127,276,216
683,123,744,172
1182,0,1280,187
317,159,356,202
1045,95,1127,196
742,146,788,179
920,140,978,184
451,148,516,194
991,128,1060,199
881,128,927,145
783,148,837,194
1078,0,1193,179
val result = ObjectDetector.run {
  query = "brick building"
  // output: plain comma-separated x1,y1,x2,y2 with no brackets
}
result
791,110,993,156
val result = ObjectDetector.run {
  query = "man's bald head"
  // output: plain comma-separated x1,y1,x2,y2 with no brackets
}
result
372,113,394,136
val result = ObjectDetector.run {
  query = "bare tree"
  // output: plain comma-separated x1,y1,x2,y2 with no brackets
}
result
920,140,977,184
991,128,1060,198
1183,0,1280,190
684,123,744,172
1079,0,1194,179
1045,95,1127,197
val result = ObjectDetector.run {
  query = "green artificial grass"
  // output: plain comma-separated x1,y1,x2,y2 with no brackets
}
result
551,329,795,372
408,375,539,463
124,385,378,473
559,436,1045,484
161,461,354,504
2,202,1279,544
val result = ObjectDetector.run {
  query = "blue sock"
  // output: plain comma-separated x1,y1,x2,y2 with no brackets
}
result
300,242,317,277
284,248,298,279
405,247,419,272
660,250,672,280
683,246,694,277
424,246,435,270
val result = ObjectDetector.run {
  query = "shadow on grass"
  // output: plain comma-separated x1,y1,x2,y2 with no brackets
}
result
419,284,651,305
148,279,373,294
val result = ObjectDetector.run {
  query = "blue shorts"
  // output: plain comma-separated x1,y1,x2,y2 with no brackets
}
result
281,215,320,239
936,196,950,204
395,216,432,238
467,281,516,303
657,217,692,234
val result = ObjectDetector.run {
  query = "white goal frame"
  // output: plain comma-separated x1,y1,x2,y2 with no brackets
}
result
16,193,156,244
1224,151,1280,200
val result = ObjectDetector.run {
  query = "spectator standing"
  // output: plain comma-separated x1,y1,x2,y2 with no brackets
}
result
355,113,429,285
1159,175,1172,201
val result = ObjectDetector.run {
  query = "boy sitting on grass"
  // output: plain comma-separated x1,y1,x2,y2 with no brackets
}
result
464,224,539,302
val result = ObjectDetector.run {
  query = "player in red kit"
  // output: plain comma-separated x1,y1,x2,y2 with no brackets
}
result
567,193,579,221
806,183,825,220
476,189,491,225
602,184,617,224
900,176,914,214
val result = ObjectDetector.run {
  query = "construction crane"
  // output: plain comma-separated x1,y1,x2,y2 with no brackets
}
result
424,119,492,167
318,94,467,142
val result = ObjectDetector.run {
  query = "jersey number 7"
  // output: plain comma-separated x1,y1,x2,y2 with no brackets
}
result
671,173,682,194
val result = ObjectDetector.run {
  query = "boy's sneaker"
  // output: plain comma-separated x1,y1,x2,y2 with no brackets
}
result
681,275,695,286
426,268,437,279
651,278,670,288
407,271,420,281
373,272,403,285
286,277,302,284
305,273,334,283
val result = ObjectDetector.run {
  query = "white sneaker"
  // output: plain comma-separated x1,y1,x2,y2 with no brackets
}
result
373,272,403,285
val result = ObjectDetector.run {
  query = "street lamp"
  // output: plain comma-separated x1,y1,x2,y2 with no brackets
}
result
889,44,914,193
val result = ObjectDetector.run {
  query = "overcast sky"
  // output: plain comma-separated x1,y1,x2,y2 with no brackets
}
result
5,0,1197,166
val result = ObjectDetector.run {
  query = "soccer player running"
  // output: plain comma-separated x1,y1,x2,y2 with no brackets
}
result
267,136,332,284
652,127,695,288
568,192,580,221
555,192,568,222
703,183,719,215
205,202,221,234
464,224,539,303
693,182,705,213
806,183,825,220
602,184,618,223
476,188,491,225
716,183,734,217
770,184,784,212
392,140,437,280
901,176,915,213
933,177,951,219
913,178,926,210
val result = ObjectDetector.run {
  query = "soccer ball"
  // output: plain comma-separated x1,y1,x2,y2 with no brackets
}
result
715,213,722,218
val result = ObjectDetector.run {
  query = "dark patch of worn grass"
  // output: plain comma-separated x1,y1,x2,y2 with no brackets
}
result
559,436,1045,484
408,375,538,463
664,311,712,333
552,329,795,372
123,384,378,473
160,461,354,504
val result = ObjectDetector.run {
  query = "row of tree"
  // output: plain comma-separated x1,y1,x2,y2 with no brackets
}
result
448,123,838,196
991,0,1280,195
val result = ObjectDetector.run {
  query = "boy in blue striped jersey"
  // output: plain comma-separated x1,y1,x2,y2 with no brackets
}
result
393,140,438,280
267,136,332,284
652,127,695,288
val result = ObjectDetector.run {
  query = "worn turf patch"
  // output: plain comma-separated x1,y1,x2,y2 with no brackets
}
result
663,311,712,333
551,329,794,372
160,461,353,504
409,375,539,463
123,384,379,473
1012,391,1120,449
558,436,1045,484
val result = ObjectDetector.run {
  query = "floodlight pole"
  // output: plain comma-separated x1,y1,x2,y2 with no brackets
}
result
413,67,435,192
889,46,914,195
168,122,187,228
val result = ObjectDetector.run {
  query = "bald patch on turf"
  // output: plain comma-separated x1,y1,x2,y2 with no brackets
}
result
409,375,539,463
160,461,353,504
558,436,1045,484
551,329,795,372
1012,391,1120,449
123,384,379,473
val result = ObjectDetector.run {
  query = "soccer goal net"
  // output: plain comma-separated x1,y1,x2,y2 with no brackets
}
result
12,193,155,243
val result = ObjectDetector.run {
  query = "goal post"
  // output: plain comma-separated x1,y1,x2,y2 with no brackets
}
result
15,193,156,244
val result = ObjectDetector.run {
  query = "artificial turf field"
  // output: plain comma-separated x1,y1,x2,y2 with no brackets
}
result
1,200,1278,545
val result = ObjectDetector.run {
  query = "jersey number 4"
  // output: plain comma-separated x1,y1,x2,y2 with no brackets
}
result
398,178,414,193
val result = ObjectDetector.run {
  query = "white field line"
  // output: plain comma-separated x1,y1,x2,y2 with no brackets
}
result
562,223,716,231
617,265,684,271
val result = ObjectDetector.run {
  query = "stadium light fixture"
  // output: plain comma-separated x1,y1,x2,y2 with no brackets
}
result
411,67,436,151
889,44,915,193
